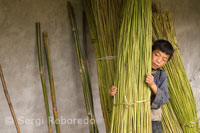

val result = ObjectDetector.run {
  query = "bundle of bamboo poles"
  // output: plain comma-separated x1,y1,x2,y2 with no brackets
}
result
152,11,199,132
111,0,152,132
67,1,98,132
84,0,121,131
36,23,60,133
0,65,21,133
161,102,182,133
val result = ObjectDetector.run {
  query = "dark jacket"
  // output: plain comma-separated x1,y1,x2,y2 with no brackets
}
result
151,68,170,109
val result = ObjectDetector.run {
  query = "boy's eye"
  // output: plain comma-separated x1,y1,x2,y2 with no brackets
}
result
155,53,159,56
162,59,167,62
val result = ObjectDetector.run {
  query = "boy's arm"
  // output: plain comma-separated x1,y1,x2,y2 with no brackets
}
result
151,72,170,109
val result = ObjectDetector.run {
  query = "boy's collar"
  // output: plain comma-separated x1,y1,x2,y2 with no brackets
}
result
152,68,163,74
152,69,158,74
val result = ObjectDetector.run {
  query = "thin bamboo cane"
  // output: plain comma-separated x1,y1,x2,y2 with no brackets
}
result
82,12,88,60
82,11,99,133
152,11,199,132
0,65,21,133
36,22,52,133
67,1,99,132
43,32,61,133
82,12,94,104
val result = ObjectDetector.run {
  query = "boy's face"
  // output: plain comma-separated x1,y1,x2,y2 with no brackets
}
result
152,49,170,69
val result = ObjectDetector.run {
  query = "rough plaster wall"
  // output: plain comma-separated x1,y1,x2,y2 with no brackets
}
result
190,67,200,121
0,0,199,133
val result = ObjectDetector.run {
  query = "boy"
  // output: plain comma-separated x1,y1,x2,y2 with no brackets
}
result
109,39,174,133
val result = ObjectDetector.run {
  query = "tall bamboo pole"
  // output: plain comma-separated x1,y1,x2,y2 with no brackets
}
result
43,32,61,133
0,65,21,133
67,2,99,132
36,22,52,133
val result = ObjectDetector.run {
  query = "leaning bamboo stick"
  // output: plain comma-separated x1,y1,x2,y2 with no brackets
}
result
0,65,21,133
82,10,99,133
82,13,97,122
36,22,52,133
43,32,61,133
67,1,99,132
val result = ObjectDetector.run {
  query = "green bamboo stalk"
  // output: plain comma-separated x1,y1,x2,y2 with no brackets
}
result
82,12,88,60
0,65,21,133
82,11,98,129
43,32,61,133
111,0,152,132
82,12,94,109
36,22,52,133
67,2,99,132
152,11,199,132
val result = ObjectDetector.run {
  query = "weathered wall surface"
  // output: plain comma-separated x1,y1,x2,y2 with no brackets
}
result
0,0,199,132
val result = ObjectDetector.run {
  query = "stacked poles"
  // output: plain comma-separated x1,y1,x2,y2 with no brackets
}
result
36,23,52,133
111,0,152,132
0,65,21,133
152,12,199,132
67,1,99,132
36,23,60,133
84,0,121,131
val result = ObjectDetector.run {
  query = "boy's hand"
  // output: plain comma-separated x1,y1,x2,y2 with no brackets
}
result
145,73,158,94
109,86,117,96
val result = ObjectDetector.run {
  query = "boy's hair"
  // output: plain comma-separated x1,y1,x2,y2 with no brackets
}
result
152,39,174,61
